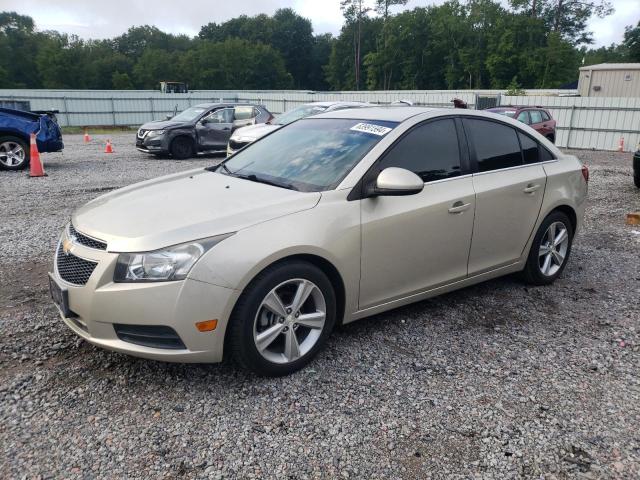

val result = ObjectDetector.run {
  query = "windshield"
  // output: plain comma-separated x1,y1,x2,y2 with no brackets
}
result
273,105,329,126
171,106,207,122
219,118,398,192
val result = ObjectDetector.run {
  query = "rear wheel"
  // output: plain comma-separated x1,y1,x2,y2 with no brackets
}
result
0,136,29,170
228,261,336,376
170,136,194,159
521,211,573,285
634,175,640,188
546,134,555,144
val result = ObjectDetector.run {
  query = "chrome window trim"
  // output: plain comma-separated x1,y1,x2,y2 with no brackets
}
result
472,159,558,177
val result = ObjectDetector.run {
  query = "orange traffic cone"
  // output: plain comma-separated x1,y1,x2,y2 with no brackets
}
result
105,139,114,154
617,137,624,152
29,133,46,177
83,129,91,143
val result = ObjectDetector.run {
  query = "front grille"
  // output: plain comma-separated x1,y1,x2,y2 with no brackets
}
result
113,324,186,350
69,224,107,250
229,139,250,151
56,244,98,286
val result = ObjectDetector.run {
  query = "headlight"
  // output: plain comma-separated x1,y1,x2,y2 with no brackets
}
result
113,234,233,282
147,130,166,137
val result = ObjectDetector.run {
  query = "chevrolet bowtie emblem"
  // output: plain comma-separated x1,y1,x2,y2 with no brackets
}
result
62,237,74,255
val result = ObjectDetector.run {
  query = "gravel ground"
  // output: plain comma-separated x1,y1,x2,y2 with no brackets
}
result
1,134,639,479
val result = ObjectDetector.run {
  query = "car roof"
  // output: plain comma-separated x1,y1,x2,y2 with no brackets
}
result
192,102,260,109
303,101,370,108
312,106,437,122
486,106,545,111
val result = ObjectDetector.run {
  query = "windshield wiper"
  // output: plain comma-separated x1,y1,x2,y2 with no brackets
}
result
235,173,297,191
206,162,232,174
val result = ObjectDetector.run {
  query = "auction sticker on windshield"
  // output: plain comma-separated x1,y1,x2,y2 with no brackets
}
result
350,123,393,136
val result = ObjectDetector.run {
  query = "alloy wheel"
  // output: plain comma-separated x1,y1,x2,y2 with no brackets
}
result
0,141,26,168
538,221,569,276
253,278,326,364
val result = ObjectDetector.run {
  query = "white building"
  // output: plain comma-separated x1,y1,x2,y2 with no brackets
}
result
578,63,640,97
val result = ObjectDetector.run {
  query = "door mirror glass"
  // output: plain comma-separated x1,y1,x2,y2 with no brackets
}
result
371,167,424,197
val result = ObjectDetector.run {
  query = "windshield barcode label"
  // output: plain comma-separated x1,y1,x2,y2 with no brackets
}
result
350,123,392,136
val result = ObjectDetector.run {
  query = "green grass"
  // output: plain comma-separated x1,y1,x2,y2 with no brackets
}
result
61,126,138,135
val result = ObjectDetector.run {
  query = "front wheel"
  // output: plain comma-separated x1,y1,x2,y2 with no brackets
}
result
170,136,194,159
521,211,574,285
227,261,336,376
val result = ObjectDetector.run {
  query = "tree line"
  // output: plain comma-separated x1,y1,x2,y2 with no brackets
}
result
0,2,638,92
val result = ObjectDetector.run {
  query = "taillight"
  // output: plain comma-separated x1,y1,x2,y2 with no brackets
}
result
581,165,589,182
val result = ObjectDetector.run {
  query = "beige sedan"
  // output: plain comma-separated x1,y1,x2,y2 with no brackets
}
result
49,107,588,376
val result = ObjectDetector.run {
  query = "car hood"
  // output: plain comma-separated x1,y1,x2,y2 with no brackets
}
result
72,169,321,252
231,123,281,141
139,119,190,130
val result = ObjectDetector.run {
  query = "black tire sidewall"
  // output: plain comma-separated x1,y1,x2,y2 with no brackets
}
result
170,137,193,159
0,135,29,171
229,261,336,376
523,211,574,285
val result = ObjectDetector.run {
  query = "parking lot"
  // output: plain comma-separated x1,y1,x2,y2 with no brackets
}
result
1,133,639,478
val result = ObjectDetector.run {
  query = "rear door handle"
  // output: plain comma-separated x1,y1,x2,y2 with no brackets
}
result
448,201,471,214
523,183,541,194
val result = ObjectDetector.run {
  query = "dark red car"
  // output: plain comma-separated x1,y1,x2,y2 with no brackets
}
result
486,106,556,144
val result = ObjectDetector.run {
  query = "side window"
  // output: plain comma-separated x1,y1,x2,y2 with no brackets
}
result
465,119,523,172
234,106,255,121
530,110,543,124
378,119,462,183
517,111,530,124
205,109,233,124
540,110,551,121
540,146,555,161
518,132,540,164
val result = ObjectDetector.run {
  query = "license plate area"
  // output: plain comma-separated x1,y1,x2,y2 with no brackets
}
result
49,272,72,318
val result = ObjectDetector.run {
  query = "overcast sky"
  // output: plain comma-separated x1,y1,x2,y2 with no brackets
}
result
4,0,640,47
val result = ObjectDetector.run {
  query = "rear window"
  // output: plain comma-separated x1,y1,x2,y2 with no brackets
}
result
541,110,551,121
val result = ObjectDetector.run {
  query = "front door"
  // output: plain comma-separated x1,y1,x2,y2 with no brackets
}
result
196,108,234,149
359,119,475,309
462,118,547,275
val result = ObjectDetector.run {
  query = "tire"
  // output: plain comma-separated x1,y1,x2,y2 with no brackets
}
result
521,211,574,285
634,175,640,188
227,261,336,376
0,135,29,171
546,134,555,144
170,136,194,159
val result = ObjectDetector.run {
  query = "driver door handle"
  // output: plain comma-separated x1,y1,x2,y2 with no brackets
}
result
448,201,471,214
523,183,541,194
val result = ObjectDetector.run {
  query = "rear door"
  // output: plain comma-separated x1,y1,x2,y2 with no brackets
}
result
196,108,234,149
463,118,547,275
359,118,475,308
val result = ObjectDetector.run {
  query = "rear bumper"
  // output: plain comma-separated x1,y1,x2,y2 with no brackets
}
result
50,229,238,363
37,138,64,153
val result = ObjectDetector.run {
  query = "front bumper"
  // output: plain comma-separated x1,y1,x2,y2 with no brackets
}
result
50,227,237,363
135,135,167,154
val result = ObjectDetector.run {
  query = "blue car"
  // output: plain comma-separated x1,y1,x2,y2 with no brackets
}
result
0,108,64,170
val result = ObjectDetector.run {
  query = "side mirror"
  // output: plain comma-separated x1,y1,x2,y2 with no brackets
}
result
165,114,173,120
368,167,424,197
